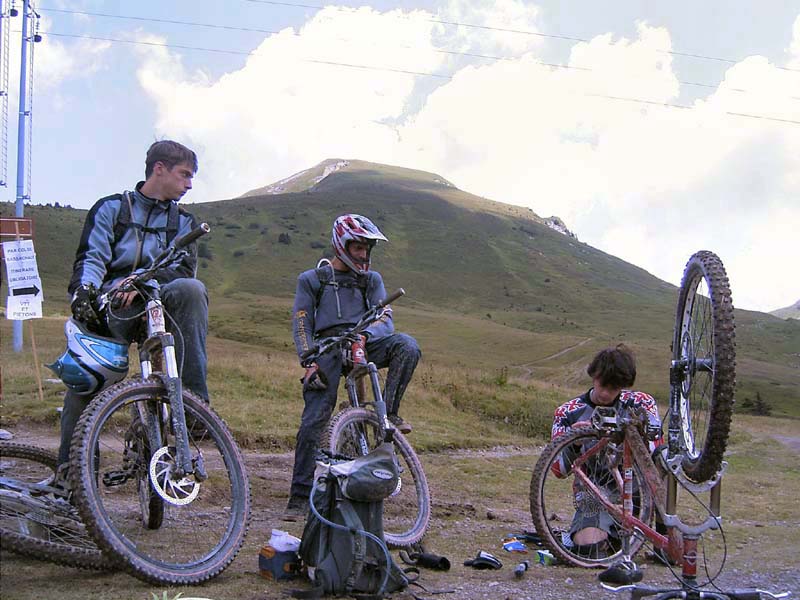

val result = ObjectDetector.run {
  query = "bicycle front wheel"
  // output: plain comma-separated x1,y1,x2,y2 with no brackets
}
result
322,408,430,548
673,251,736,483
69,379,251,585
0,442,111,570
530,427,655,568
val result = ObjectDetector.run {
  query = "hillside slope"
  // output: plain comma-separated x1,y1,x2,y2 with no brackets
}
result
2,160,797,411
771,300,800,320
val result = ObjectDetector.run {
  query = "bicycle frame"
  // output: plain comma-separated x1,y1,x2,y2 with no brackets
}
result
583,404,724,583
343,352,395,451
99,223,211,491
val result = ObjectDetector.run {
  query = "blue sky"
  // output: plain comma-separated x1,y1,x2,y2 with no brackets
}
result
1,0,799,312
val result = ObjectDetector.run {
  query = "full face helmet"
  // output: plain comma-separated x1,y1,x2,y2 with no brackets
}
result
331,214,388,274
46,318,129,396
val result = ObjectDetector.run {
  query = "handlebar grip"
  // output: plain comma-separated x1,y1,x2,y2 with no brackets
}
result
174,222,211,249
300,346,319,362
379,288,405,307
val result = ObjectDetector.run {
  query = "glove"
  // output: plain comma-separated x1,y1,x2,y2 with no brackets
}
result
71,284,102,327
301,364,328,391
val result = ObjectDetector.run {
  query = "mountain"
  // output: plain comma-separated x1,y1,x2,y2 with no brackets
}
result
2,160,798,412
771,300,800,320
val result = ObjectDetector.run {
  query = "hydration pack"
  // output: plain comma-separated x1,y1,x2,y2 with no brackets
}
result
294,443,410,599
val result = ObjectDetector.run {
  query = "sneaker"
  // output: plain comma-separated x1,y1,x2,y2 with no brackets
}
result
282,495,309,522
388,414,412,434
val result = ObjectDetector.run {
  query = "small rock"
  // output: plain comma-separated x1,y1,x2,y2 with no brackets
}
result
0,429,13,440
565,577,573,585
486,509,497,520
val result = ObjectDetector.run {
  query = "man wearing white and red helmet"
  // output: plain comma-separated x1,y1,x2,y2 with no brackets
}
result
285,214,421,520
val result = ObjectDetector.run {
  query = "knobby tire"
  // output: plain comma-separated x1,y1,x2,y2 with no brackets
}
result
0,441,112,570
530,427,655,568
673,251,736,483
69,379,251,585
322,407,431,548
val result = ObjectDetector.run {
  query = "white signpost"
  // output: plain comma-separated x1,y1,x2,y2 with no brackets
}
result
2,238,43,320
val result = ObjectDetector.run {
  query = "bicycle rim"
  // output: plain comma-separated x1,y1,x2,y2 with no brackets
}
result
70,379,251,585
0,442,111,570
530,427,655,568
322,407,430,548
673,251,736,483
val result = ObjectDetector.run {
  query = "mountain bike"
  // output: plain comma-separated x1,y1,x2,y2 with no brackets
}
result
0,441,112,570
529,251,785,599
300,288,431,549
68,223,252,585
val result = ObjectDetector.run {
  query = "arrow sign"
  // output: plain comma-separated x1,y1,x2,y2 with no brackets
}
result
12,285,40,297
2,239,44,320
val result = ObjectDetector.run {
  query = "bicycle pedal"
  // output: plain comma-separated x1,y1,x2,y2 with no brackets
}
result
102,470,132,487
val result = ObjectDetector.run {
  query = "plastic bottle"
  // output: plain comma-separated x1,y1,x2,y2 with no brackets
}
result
514,560,530,579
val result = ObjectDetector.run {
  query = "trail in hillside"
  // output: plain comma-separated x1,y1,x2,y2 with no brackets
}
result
514,337,593,379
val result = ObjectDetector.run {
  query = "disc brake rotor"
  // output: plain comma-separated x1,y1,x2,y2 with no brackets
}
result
149,446,200,505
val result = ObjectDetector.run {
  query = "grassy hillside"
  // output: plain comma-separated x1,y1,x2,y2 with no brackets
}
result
770,299,800,320
1,159,798,419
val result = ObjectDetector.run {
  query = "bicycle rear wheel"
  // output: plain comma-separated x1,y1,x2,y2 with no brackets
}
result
530,427,655,568
70,379,251,585
0,442,111,570
322,407,430,548
673,251,736,483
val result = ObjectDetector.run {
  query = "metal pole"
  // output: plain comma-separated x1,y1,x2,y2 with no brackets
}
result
12,0,30,352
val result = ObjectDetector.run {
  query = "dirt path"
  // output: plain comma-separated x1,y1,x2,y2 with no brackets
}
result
514,337,593,379
2,422,798,600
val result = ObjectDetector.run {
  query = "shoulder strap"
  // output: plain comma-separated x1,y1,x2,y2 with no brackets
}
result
113,192,132,244
165,202,180,246
314,264,369,311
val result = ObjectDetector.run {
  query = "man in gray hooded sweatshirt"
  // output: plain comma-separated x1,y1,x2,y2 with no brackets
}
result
285,214,421,520
57,140,208,468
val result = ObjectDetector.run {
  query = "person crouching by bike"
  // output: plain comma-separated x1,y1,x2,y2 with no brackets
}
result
55,140,210,470
550,344,662,557
285,214,422,521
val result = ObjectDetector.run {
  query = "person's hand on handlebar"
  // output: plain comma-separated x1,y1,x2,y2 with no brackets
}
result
302,363,328,391
112,275,140,309
71,283,102,327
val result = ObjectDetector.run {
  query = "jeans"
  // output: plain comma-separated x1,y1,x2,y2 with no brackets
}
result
289,332,421,499
58,278,209,465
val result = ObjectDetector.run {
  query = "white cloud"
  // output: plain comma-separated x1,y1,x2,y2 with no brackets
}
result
133,5,800,312
34,16,110,92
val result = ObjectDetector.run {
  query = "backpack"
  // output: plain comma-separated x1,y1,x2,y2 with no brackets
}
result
294,443,411,599
312,261,376,313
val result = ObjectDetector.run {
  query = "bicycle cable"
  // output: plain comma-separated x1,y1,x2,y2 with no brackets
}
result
640,451,729,593
104,282,188,378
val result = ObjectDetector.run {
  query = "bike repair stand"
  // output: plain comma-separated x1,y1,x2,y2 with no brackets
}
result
602,460,727,598
664,463,723,589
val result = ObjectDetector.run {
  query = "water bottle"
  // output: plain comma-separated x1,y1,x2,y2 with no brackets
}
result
514,560,530,579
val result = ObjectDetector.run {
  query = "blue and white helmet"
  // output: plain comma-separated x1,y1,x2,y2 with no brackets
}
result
46,318,129,396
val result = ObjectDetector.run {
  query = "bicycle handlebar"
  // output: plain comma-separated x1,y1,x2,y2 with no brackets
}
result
299,288,405,365
175,222,211,250
602,583,790,599
102,223,211,302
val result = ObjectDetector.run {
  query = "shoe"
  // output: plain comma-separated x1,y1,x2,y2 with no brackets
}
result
463,550,502,570
282,495,309,522
388,414,412,434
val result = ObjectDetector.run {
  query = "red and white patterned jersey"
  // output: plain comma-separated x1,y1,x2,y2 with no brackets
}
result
552,389,661,441
549,389,662,478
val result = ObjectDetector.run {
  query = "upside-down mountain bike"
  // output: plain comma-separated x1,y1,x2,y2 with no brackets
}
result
67,223,251,585
0,441,112,570
530,251,787,599
300,288,431,549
